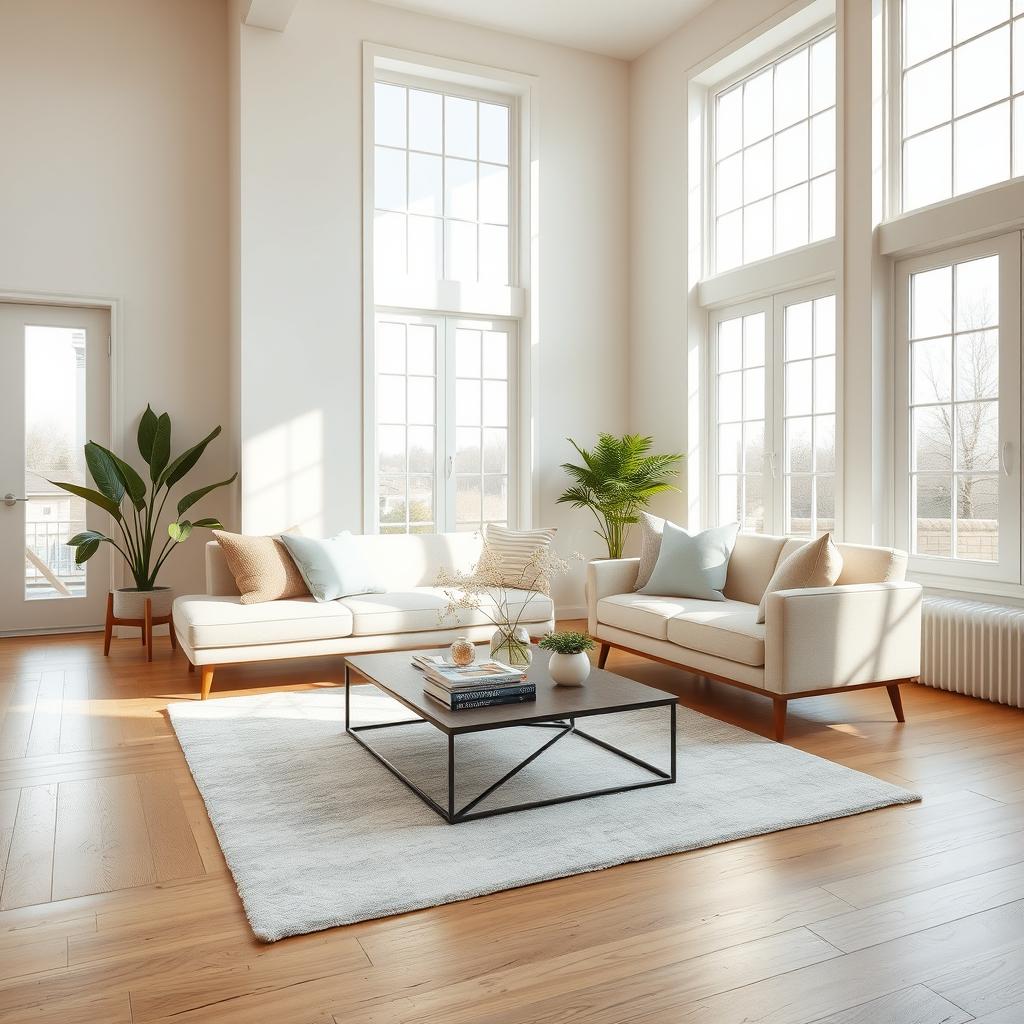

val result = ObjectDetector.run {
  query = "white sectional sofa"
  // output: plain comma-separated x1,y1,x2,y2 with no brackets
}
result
173,533,554,699
587,532,922,740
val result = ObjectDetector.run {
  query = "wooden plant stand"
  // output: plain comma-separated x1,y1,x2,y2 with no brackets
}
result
103,592,177,662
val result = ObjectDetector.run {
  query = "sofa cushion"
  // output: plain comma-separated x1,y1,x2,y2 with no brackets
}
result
213,530,309,604
173,594,354,649
597,593,734,641
666,602,766,667
638,521,739,601
757,533,843,623
339,587,553,637
723,533,788,605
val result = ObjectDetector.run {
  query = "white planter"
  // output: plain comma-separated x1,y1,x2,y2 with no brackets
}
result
549,650,591,686
113,586,173,620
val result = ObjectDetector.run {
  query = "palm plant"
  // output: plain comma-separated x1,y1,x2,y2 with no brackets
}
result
51,406,236,590
557,434,683,559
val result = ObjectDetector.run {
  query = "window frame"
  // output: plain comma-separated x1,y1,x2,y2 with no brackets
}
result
893,231,1022,585
706,20,839,279
706,280,843,538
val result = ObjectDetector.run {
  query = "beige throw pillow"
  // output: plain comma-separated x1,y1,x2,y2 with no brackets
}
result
756,533,843,624
213,530,310,605
483,524,556,587
633,512,664,591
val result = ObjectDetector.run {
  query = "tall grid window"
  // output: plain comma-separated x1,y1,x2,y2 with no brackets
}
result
713,30,836,273
711,289,838,537
374,81,511,285
900,0,1024,212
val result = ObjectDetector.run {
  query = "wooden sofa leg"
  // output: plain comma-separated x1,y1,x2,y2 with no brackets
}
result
887,683,906,724
598,643,610,669
200,666,215,700
773,698,787,742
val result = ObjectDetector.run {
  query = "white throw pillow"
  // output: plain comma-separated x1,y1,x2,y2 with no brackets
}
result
483,524,557,587
633,511,664,591
637,521,740,601
756,533,843,623
279,532,384,603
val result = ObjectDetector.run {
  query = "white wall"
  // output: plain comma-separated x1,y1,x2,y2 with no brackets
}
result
235,0,631,609
0,0,234,598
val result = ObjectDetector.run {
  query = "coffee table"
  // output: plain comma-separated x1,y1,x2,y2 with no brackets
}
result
343,648,677,824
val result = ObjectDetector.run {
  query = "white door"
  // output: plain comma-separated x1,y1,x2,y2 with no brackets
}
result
0,303,112,633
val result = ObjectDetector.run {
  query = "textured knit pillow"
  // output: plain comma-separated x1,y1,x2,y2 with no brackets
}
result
213,530,309,605
279,532,383,602
483,524,557,586
756,533,843,624
634,511,665,591
638,521,739,601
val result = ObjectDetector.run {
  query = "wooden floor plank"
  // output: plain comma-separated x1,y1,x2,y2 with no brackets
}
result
136,770,205,881
0,934,68,983
58,669,93,754
24,671,64,758
51,776,157,901
804,984,971,1024
0,677,41,761
0,784,56,910
927,943,1024,1019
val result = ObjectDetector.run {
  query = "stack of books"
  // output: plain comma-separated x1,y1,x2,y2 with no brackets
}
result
412,654,535,711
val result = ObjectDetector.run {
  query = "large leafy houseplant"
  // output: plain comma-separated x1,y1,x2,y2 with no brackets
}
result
557,433,683,559
51,406,236,590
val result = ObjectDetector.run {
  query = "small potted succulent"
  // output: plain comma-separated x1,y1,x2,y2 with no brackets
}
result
539,630,595,687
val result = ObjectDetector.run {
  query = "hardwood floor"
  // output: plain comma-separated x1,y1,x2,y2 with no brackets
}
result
0,624,1022,1024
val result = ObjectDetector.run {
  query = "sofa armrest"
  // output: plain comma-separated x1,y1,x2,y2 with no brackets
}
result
586,558,640,633
764,581,922,695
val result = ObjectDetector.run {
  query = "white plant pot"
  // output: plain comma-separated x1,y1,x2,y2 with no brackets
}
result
113,586,174,620
549,650,591,687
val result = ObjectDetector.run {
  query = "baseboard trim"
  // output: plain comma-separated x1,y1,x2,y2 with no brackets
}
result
556,605,587,621
0,624,104,638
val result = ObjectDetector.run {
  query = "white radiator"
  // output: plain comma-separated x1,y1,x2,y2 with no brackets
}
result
921,596,1024,708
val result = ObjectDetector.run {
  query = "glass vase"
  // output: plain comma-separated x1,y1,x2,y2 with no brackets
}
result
489,624,533,667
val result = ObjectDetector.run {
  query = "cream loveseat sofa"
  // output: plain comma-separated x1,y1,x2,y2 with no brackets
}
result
587,533,922,740
173,533,554,699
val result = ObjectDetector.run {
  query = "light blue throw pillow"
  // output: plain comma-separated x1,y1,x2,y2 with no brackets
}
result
279,532,383,602
637,521,740,601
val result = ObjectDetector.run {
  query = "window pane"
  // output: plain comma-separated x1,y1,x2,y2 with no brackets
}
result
456,328,481,375
744,474,766,532
785,301,813,359
911,264,952,338
479,102,509,164
903,125,952,210
815,415,836,472
913,405,953,470
378,424,405,472
743,138,773,203
954,0,1009,45
816,475,836,534
915,475,952,556
407,376,434,425
376,321,405,373
445,157,477,220
956,475,998,560
718,317,742,371
409,89,442,153
786,360,813,416
482,380,508,426
787,417,812,473
810,33,836,113
1015,97,1024,177
407,424,434,472
743,197,772,263
955,256,999,331
408,475,433,522
483,476,507,521
718,371,743,422
375,83,406,147
456,476,482,523
953,26,1009,117
774,48,808,130
408,216,442,278
719,475,741,525
377,375,405,423
445,220,477,281
903,54,951,136
717,87,743,157
375,146,406,211
444,96,476,158
455,427,481,473
456,378,481,425
775,121,808,191
743,69,773,145
787,476,812,535
809,173,836,243
810,108,836,176
478,225,509,285
744,421,765,473
482,331,508,378
1016,18,1024,92
716,211,742,272
478,163,509,224
955,401,999,471
956,330,999,400
743,367,765,419
719,422,742,473
814,296,836,355
408,153,442,216
913,336,953,403
814,356,836,413
744,314,766,365
775,183,809,252
483,428,508,472
374,211,406,277
717,153,742,214
905,0,952,66
954,102,1010,195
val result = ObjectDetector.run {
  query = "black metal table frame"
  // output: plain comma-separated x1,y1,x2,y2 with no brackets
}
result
344,663,677,824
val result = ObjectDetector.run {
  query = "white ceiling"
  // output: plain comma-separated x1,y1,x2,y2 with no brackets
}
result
365,0,716,61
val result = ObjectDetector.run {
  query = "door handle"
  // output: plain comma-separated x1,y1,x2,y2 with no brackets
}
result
3,493,27,507
1001,441,1014,477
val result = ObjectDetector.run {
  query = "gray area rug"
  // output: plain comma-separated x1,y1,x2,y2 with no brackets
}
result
168,688,919,941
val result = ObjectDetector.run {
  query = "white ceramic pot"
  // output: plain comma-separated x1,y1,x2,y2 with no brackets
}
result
113,586,173,620
549,650,591,687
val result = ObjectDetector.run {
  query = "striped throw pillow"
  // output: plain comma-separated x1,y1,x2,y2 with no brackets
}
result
483,524,557,587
